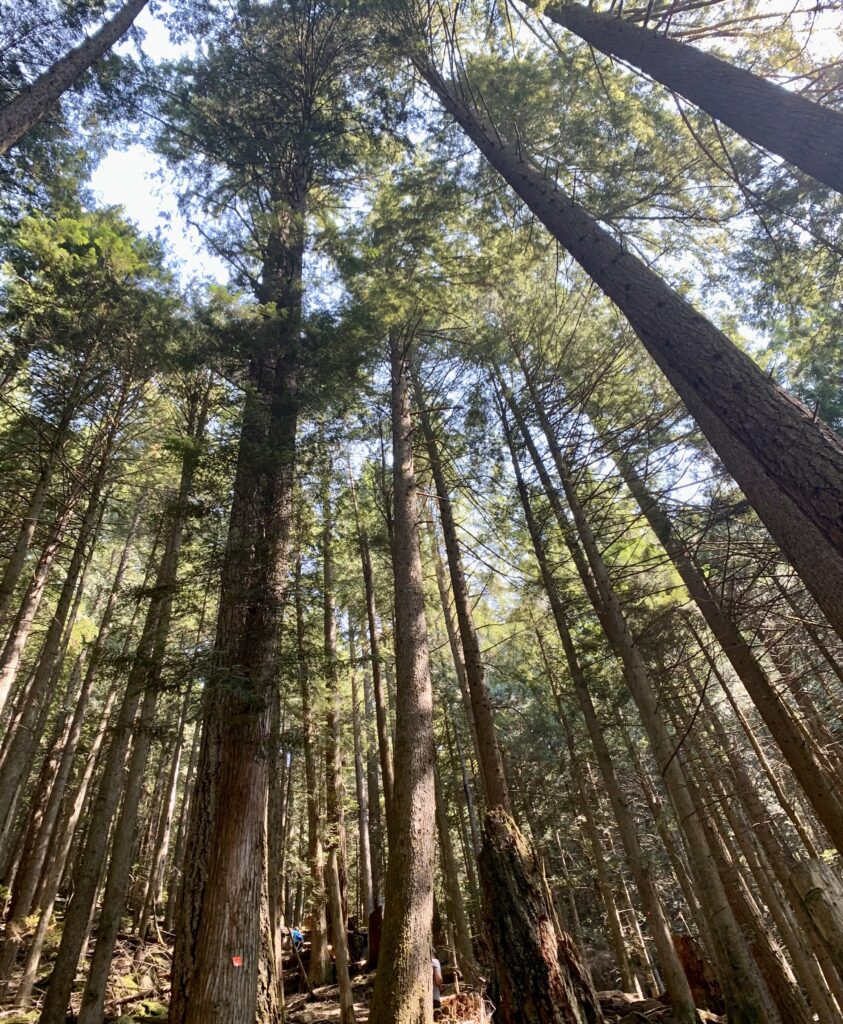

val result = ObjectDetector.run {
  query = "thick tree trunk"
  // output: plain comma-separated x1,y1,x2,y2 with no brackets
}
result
419,68,843,635
523,0,843,193
168,342,297,1024
479,809,603,1024
0,0,149,154
368,328,437,1024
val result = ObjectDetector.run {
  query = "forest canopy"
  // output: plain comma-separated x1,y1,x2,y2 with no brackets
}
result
0,1,842,1023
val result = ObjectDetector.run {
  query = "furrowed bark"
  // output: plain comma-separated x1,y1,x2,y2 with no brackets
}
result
368,327,436,1024
522,0,843,194
0,0,149,155
418,67,843,636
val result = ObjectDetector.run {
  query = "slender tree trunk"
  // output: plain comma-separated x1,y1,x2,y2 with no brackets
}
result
0,0,149,154
165,716,202,933
418,67,843,635
137,679,195,942
322,462,347,921
350,626,373,921
558,716,635,992
434,762,476,975
351,477,395,827
522,0,843,193
413,374,509,812
328,848,356,1024
429,525,482,780
368,327,437,1024
0,416,118,835
295,554,332,987
362,658,384,910
497,390,769,1023
587,416,843,851
510,445,696,1017
39,382,207,1024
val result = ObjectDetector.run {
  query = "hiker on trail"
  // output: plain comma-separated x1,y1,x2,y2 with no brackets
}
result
291,927,304,951
432,953,444,1010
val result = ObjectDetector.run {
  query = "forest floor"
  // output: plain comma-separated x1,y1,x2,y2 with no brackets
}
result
0,931,725,1023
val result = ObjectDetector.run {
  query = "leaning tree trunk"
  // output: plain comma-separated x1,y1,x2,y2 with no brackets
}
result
521,0,843,194
417,66,843,639
520,353,843,853
0,0,149,155
479,809,603,1024
368,327,437,1024
497,391,770,1023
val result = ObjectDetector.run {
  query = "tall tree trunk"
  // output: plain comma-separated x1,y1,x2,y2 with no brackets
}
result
295,554,332,987
520,0,843,193
509,425,695,1019
350,625,374,921
0,406,120,835
497,390,769,1023
417,66,843,636
351,477,395,827
413,372,510,812
328,848,356,1024
168,305,299,1024
0,0,149,154
322,460,347,921
434,762,476,975
584,404,843,851
39,381,207,1024
165,715,202,934
368,327,437,1024
362,656,384,910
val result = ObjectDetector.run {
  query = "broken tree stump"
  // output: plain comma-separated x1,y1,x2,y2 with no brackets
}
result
478,808,603,1024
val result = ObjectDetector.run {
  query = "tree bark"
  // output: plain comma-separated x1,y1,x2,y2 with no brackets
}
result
479,809,603,1024
328,848,356,1024
418,67,843,635
295,553,332,987
0,0,149,155
350,625,374,921
522,0,843,193
413,372,510,812
368,328,436,1024
434,762,476,975
497,389,769,1023
507,430,697,1020
351,477,395,827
